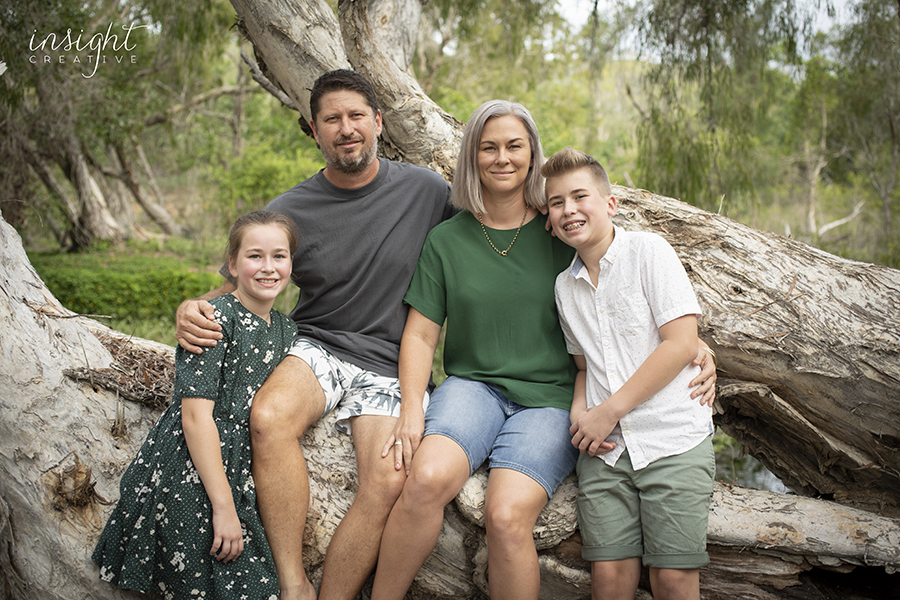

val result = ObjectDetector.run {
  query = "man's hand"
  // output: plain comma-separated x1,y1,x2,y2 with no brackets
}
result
174,282,234,354
175,298,223,354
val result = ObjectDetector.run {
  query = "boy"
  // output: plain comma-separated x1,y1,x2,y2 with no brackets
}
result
543,147,715,600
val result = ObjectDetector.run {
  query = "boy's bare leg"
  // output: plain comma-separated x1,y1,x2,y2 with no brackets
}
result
649,567,701,600
317,414,409,600
591,559,641,600
250,356,326,600
483,469,549,600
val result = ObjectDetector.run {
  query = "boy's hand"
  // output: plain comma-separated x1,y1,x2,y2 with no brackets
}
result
176,299,223,354
570,405,618,456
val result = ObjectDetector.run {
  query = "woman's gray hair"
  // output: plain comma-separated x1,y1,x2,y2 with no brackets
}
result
451,100,546,214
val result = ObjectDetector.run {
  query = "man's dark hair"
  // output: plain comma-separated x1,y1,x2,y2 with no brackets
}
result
309,69,380,122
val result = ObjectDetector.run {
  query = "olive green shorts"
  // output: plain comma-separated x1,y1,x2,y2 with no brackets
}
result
575,436,714,569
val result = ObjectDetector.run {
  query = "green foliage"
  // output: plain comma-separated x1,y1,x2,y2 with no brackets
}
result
28,246,222,322
830,0,900,241
109,316,180,347
0,0,239,243
27,235,303,346
208,140,323,223
629,0,814,205
202,92,324,223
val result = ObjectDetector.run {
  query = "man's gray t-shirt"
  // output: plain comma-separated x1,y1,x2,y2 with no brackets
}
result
265,158,454,378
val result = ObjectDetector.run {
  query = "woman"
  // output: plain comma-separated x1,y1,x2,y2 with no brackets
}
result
370,101,716,600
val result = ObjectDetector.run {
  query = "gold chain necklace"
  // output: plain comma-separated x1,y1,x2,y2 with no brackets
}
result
477,207,528,257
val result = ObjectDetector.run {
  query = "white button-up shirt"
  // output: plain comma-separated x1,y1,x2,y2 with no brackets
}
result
555,226,713,470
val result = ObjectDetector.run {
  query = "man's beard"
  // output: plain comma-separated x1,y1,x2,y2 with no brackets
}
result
324,135,378,174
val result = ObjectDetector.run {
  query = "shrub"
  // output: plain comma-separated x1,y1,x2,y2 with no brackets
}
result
28,252,222,321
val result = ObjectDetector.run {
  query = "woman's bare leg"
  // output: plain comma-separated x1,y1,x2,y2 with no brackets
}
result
482,468,549,600
370,435,471,600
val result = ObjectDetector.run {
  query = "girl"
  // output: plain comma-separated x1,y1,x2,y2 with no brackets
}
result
93,211,299,600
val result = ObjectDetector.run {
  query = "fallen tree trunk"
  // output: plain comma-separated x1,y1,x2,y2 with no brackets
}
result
2,203,899,599
227,0,900,517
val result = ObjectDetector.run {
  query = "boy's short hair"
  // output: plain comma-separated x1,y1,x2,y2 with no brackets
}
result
309,69,380,122
541,147,612,197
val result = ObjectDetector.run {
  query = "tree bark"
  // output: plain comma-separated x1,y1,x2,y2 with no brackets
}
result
113,143,186,237
21,144,80,229
228,0,900,516
57,135,127,248
3,197,899,599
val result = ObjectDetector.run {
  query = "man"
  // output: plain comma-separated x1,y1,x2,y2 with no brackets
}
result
175,69,454,600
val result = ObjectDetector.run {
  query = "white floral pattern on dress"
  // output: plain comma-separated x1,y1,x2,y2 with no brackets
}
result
92,294,297,600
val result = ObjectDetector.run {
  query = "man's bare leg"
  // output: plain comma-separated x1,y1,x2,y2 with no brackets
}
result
250,356,326,600
317,414,408,600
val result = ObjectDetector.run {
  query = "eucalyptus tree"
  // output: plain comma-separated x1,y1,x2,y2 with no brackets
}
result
0,0,236,248
622,0,824,210
832,0,900,245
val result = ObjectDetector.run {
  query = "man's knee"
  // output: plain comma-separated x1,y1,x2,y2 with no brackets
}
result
250,362,325,441
356,461,406,512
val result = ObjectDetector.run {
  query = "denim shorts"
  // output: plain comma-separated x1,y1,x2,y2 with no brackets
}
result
424,376,578,498
288,338,429,435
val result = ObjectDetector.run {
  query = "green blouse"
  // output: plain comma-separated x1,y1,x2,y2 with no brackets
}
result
405,211,577,410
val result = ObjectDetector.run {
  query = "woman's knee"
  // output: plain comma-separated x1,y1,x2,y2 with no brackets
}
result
484,497,538,543
484,473,547,542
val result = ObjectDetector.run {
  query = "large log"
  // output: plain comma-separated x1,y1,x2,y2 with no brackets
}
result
226,0,900,516
2,205,899,600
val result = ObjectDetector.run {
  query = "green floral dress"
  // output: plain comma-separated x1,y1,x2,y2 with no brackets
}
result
93,294,296,600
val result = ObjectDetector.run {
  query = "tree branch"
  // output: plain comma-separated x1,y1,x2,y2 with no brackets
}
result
143,85,260,127
239,50,299,112
818,200,865,236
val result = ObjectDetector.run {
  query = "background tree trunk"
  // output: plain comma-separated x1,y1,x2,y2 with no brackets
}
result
58,135,127,247
113,143,186,237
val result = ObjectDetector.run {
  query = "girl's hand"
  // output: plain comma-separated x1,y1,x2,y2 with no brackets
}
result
382,404,425,475
210,504,244,563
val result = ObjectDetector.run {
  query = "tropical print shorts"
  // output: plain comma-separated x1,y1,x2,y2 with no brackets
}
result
288,338,428,434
